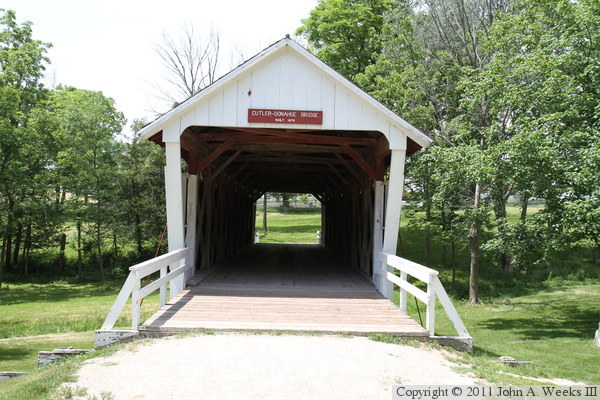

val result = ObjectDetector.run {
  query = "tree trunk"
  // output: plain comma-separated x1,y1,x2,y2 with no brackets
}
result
493,185,512,269
281,194,290,208
0,200,14,288
520,196,529,222
23,221,32,276
96,215,105,283
468,180,483,305
423,174,431,267
0,228,6,289
113,232,118,258
4,232,12,272
262,194,268,232
12,222,23,269
135,212,143,257
440,201,448,269
76,221,83,279
58,233,67,273
451,239,457,286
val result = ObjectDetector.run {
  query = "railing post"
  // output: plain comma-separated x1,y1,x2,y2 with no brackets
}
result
426,274,436,336
131,272,141,329
399,271,408,312
160,266,167,307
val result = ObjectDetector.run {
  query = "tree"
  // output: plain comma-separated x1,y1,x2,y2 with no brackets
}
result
0,9,51,287
469,0,600,268
51,86,125,282
153,24,220,107
113,119,167,259
296,0,395,81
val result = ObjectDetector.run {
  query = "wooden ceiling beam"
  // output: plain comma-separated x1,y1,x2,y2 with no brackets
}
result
210,150,242,181
335,153,366,185
232,128,376,146
230,143,346,154
196,141,234,174
192,132,373,147
341,144,381,181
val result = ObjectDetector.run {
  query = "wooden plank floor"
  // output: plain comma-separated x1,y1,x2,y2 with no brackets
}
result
140,244,428,337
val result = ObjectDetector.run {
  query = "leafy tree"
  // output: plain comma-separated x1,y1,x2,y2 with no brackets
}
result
0,9,51,287
113,119,167,259
51,86,125,281
458,0,598,268
296,0,395,80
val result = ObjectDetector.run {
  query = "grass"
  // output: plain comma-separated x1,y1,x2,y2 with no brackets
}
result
398,284,600,384
256,207,321,244
1,205,598,395
0,343,120,400
0,280,161,372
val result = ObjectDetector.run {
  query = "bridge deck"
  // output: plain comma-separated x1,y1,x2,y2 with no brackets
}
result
140,244,428,337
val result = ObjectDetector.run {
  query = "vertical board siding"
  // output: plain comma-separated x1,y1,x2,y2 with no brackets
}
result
169,46,408,143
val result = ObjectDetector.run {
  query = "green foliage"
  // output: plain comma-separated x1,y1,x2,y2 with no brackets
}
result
0,9,52,287
0,11,167,284
296,0,396,80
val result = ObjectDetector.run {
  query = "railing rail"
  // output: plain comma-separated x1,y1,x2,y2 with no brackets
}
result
100,248,190,330
379,252,470,339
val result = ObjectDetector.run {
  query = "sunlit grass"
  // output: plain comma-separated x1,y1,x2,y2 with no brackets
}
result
0,280,160,372
256,208,321,244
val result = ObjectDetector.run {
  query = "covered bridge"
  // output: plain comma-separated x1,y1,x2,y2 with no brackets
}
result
98,38,471,350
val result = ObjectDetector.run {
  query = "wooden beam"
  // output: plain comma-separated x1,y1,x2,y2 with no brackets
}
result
335,153,365,184
233,128,376,146
328,164,351,188
196,141,234,174
211,150,242,180
341,144,380,181
194,132,373,147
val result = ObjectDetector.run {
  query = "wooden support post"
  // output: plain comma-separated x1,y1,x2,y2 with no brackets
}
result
164,141,186,300
185,175,198,282
372,181,385,292
426,275,436,335
131,272,141,329
382,149,406,300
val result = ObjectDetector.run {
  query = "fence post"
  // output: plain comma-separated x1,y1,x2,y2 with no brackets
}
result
131,272,141,329
160,266,167,307
426,274,436,335
399,271,408,312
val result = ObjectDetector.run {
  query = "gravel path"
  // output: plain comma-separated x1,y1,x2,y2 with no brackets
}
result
72,334,477,400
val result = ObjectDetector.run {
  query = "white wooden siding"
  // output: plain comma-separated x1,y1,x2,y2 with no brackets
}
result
154,45,410,149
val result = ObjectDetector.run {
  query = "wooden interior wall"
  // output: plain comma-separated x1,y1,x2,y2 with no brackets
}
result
321,182,374,276
194,169,257,270
148,127,417,276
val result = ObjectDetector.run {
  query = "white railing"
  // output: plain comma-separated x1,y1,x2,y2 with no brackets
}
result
379,252,470,339
101,248,190,330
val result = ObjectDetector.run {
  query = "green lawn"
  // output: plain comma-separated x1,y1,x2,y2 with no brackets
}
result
256,208,321,243
0,280,160,372
1,205,598,397
399,284,600,384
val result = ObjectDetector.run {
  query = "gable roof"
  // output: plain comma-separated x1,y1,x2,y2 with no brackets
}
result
138,37,432,149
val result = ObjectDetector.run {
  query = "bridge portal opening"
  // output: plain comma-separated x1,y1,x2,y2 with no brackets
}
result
255,193,322,244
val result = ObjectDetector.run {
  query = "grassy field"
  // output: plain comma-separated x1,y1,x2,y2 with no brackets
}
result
0,280,161,372
256,207,321,244
1,206,598,398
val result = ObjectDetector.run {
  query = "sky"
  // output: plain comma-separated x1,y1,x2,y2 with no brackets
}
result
3,0,318,134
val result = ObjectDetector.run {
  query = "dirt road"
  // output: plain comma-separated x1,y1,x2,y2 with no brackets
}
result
72,334,477,400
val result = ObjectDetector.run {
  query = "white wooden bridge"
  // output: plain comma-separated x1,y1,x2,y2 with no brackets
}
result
96,38,471,350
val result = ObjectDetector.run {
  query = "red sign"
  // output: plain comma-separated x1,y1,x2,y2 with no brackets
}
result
248,109,323,125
